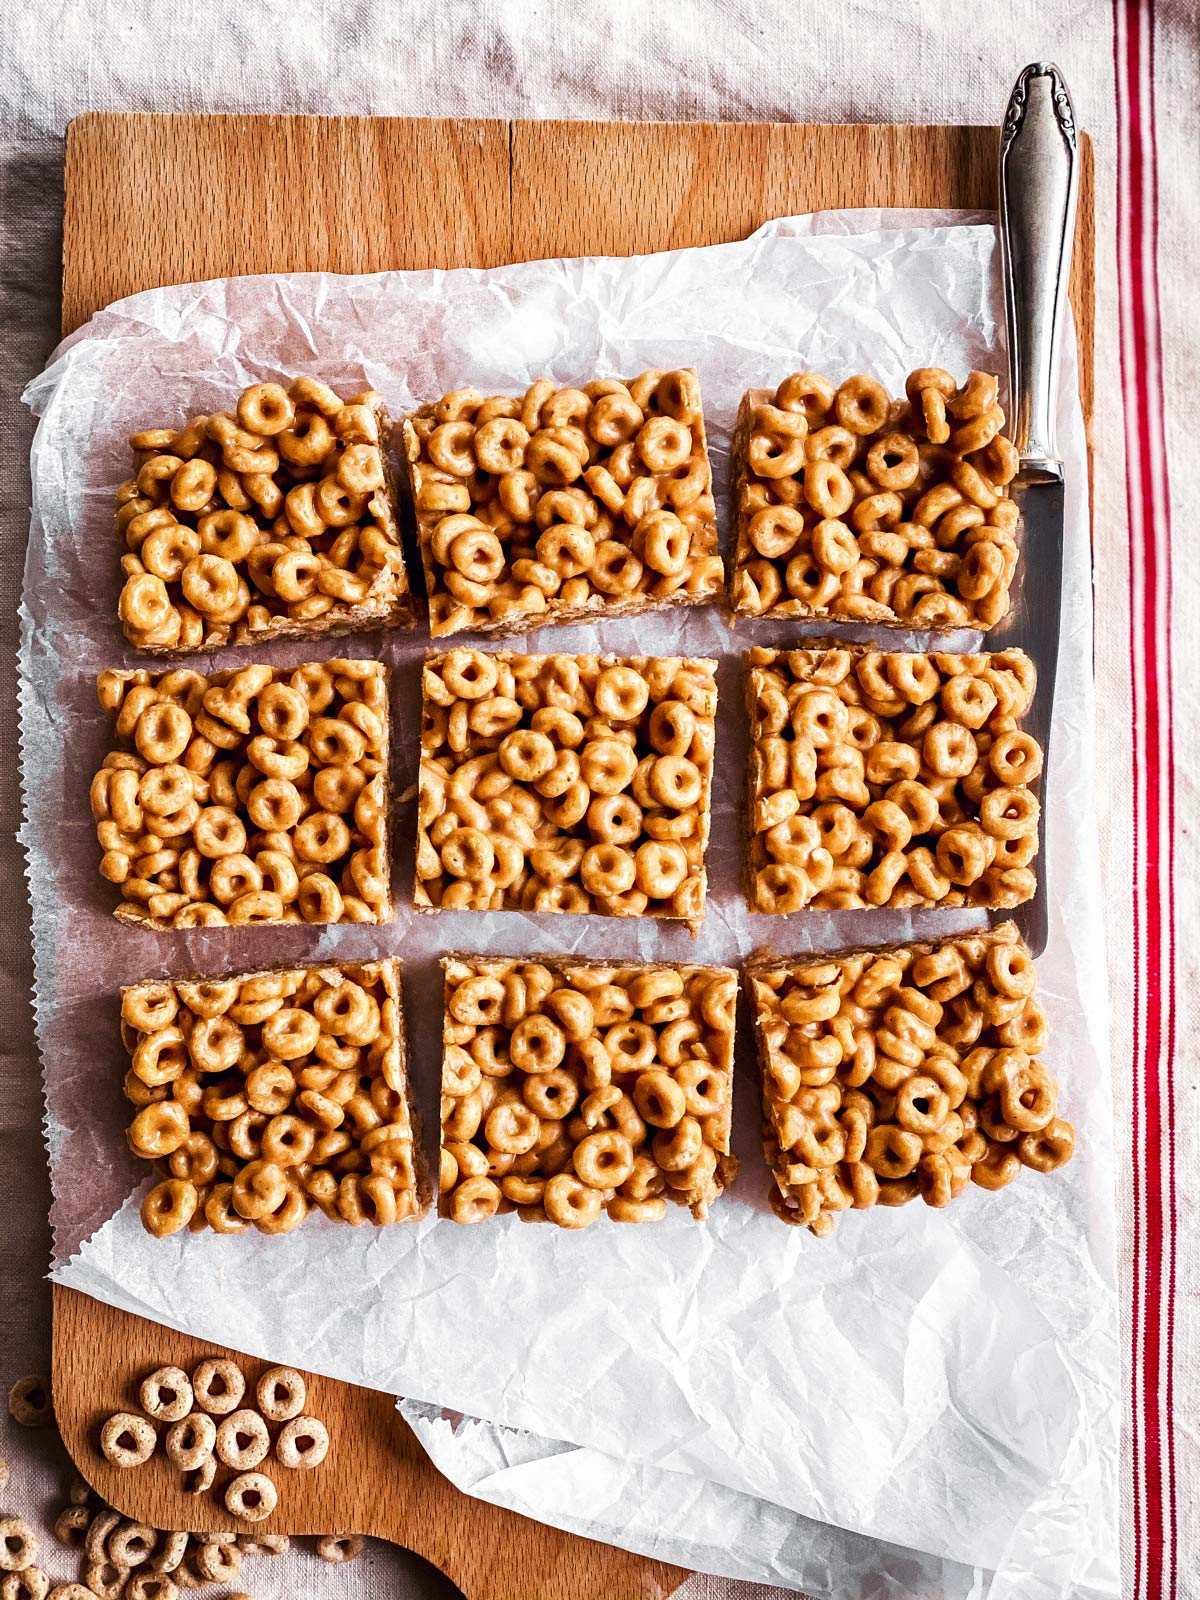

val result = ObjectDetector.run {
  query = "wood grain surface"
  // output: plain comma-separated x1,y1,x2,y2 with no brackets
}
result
55,111,1095,1600
54,1287,684,1600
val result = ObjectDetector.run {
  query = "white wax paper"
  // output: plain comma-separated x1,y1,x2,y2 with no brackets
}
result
21,216,1118,1597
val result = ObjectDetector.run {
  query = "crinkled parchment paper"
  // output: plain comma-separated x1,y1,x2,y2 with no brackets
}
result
21,216,1117,1598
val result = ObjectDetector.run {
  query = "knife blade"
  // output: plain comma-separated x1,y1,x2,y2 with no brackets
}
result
997,62,1080,957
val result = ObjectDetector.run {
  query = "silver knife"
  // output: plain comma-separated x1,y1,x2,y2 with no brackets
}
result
996,61,1080,958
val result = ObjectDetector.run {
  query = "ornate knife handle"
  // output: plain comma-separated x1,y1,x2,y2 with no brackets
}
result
999,62,1079,482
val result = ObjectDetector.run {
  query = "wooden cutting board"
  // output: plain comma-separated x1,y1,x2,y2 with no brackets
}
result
54,112,1095,1600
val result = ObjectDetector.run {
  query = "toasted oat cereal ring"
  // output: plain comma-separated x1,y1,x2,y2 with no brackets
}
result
47,1588,98,1600
573,1130,635,1190
235,380,295,435
988,730,1043,786
216,1409,271,1470
0,1521,37,1574
165,1410,216,1472
647,754,701,809
594,664,651,722
441,827,495,882
634,840,688,898
82,1510,120,1567
139,1365,194,1423
317,1535,363,1564
293,811,351,864
260,1006,321,1060
473,416,531,475
449,1175,502,1223
192,1357,246,1415
833,375,890,435
776,370,835,422
134,701,193,766
496,728,555,783
52,1504,90,1555
276,1414,329,1469
2,1568,50,1600
980,786,1040,839
307,715,367,766
140,1178,199,1237
8,1374,52,1428
448,974,505,1025
193,1539,241,1583
225,1471,278,1523
651,1115,704,1172
803,458,854,520
544,1173,603,1229
439,648,498,701
99,1411,156,1468
232,1159,290,1221
142,522,203,583
518,1069,576,1122
590,539,643,595
254,1366,307,1422
180,553,240,617
484,1100,541,1155
632,1067,687,1129
108,1521,156,1569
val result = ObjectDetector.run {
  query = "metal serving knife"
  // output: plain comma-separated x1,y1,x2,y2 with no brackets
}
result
997,61,1080,958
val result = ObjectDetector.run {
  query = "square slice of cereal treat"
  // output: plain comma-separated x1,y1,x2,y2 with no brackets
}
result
417,650,717,927
123,958,428,1238
744,643,1042,913
92,659,392,928
116,377,413,654
729,369,1019,629
747,924,1074,1237
401,370,723,636
440,956,738,1227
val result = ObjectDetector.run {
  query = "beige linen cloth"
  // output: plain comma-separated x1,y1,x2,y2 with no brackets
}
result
1,4,1194,1597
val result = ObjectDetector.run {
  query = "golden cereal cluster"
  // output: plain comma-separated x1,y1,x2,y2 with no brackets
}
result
123,959,425,1238
92,660,391,928
116,376,412,654
417,650,717,927
402,370,723,637
730,368,1019,628
440,957,738,1227
745,645,1041,913
748,925,1074,1237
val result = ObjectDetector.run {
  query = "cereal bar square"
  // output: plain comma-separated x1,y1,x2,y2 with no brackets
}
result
117,377,413,654
124,958,428,1238
729,369,1019,629
747,924,1074,1237
401,370,723,636
417,650,717,927
744,643,1042,913
440,956,738,1227
92,659,392,928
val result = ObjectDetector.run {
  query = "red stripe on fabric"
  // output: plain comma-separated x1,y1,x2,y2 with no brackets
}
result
1113,0,1177,1595
1143,1,1180,1585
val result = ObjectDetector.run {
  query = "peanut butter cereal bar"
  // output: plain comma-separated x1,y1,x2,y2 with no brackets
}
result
401,370,723,636
123,958,427,1237
440,956,738,1227
729,369,1018,628
417,650,717,927
748,924,1074,1236
117,377,413,654
745,643,1041,913
92,660,391,928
